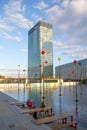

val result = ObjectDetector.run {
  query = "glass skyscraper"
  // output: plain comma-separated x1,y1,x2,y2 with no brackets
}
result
28,21,53,82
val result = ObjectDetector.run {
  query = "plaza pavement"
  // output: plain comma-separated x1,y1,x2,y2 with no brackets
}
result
0,91,52,130
0,91,82,130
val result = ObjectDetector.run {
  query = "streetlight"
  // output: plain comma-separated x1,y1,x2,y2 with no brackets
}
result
28,67,31,85
78,61,83,95
73,60,79,103
39,60,48,106
73,60,77,85
41,60,48,105
40,49,46,107
44,61,48,78
45,61,48,97
39,64,42,104
23,69,26,101
18,64,20,91
58,56,62,114
58,56,62,96
23,69,26,92
73,60,77,81
71,70,75,86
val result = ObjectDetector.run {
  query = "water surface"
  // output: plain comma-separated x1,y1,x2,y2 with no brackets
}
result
3,83,87,130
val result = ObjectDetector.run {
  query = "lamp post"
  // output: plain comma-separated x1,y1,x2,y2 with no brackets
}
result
73,60,79,115
45,61,48,104
58,56,62,114
18,64,20,91
45,61,48,96
41,49,46,107
23,69,26,92
73,60,77,85
71,70,75,86
28,67,31,85
58,56,62,96
39,64,42,104
78,61,83,95
23,69,26,101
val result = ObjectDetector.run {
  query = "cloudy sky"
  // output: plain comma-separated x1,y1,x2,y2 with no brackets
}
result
0,0,87,75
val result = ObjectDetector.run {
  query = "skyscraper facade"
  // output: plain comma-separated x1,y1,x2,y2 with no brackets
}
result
28,21,53,82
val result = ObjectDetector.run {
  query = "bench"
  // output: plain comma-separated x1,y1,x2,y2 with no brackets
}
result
32,114,72,125
32,114,77,129
21,107,52,114
51,121,77,130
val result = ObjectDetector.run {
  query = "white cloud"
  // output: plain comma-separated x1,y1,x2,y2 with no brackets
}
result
32,13,42,21
69,0,87,14
3,0,33,29
0,0,33,42
0,18,21,42
62,48,87,59
33,1,48,10
53,40,67,49
46,0,87,35
0,19,14,32
4,0,22,13
61,0,70,8
51,0,58,3
46,0,87,60
53,39,87,60
0,31,21,42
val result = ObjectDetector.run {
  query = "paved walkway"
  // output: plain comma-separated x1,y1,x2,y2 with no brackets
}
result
0,92,52,130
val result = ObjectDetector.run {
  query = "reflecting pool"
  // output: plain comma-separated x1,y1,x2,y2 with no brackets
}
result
2,84,87,130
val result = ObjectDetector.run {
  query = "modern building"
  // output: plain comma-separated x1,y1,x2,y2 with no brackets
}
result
28,21,53,82
55,58,87,81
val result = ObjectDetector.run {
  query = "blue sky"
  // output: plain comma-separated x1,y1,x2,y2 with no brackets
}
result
0,0,87,77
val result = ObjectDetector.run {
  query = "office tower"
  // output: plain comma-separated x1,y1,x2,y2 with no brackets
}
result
28,21,53,82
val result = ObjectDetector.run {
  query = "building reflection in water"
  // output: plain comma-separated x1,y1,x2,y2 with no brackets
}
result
45,83,48,105
80,77,83,96
23,88,25,102
75,99,79,116
18,88,20,101
59,94,62,114
74,83,79,117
